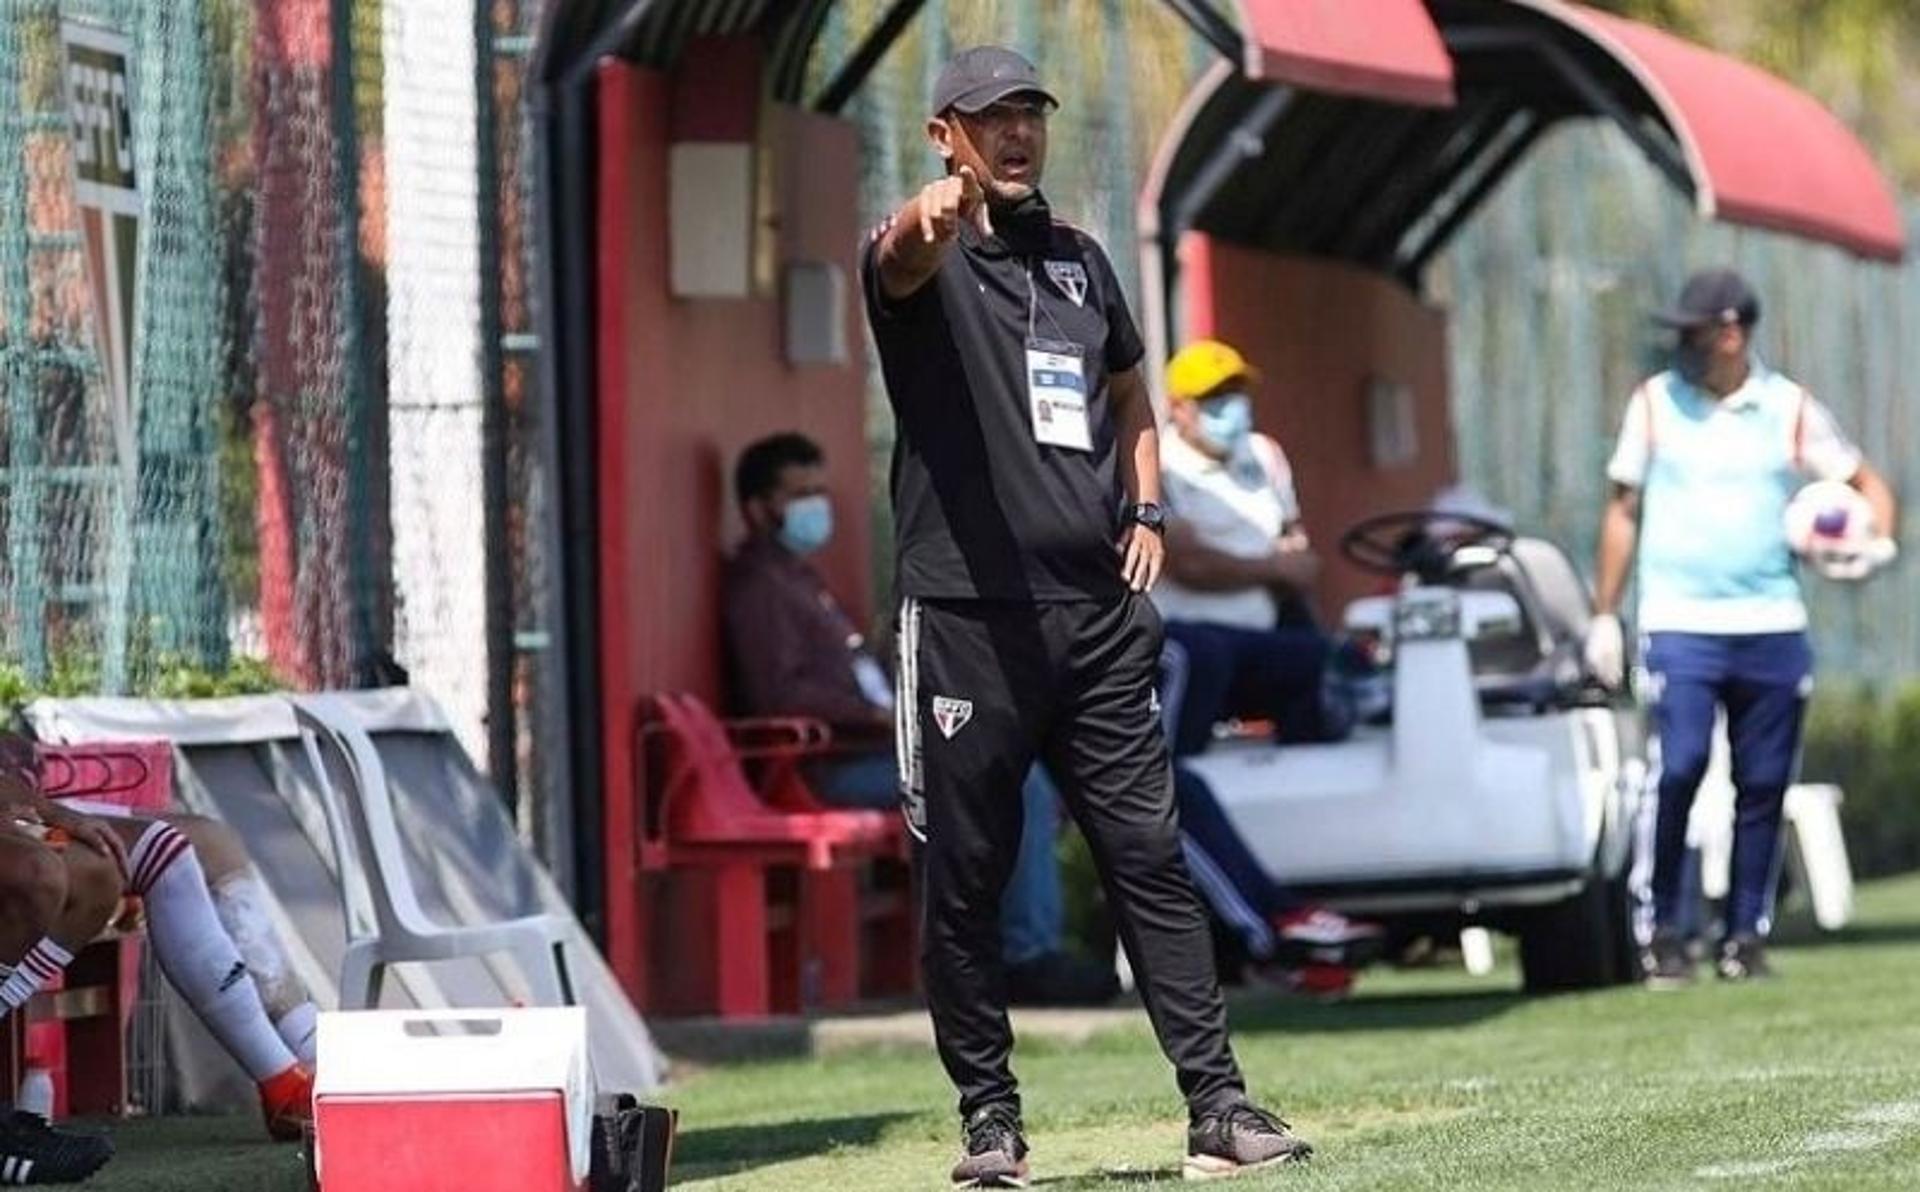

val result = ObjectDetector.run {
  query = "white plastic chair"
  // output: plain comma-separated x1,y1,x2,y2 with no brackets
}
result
289,693,578,1010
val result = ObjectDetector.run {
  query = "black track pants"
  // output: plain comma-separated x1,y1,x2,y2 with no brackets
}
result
896,594,1247,1121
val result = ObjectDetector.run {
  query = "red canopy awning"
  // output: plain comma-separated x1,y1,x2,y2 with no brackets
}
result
1150,1,1906,274
1549,1,1906,262
1234,0,1455,108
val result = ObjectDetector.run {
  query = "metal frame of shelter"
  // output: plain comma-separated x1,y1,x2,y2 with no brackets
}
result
1140,0,1905,360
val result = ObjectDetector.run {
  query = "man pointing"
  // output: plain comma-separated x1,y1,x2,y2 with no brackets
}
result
860,46,1307,1186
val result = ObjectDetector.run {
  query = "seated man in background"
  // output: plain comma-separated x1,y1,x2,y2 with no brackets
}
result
723,433,1113,1005
0,736,314,1142
1153,340,1354,755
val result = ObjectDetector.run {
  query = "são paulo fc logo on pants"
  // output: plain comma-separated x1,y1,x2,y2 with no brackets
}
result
932,696,974,739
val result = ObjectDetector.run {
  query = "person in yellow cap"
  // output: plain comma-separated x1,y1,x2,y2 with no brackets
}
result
1155,339,1343,751
1154,339,1383,994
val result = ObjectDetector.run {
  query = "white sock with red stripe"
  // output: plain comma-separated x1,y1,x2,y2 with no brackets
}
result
129,822,298,1081
0,940,73,1017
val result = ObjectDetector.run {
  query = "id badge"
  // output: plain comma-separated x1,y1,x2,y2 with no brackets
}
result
1025,338,1091,452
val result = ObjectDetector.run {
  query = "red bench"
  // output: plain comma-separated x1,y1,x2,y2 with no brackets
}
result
1,740,171,1118
632,693,913,1017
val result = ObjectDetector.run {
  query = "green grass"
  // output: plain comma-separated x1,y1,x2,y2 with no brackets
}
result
658,875,1920,1191
86,875,1920,1191
86,1114,308,1192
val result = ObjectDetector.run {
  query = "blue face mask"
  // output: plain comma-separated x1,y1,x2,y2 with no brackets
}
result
1197,393,1253,453
777,494,833,555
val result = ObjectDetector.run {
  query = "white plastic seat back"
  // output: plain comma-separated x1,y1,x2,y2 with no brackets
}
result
293,695,440,940
293,702,383,948
289,692,577,1011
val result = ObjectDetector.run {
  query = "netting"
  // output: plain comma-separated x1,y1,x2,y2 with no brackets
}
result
0,0,564,858
482,0,569,856
381,0,486,773
0,0,129,692
249,0,376,691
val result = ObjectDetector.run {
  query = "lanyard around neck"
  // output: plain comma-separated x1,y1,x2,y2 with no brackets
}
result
1023,259,1071,344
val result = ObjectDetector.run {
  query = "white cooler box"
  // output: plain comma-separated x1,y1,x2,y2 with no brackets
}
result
314,1007,593,1192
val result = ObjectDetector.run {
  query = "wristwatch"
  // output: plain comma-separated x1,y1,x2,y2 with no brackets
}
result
1127,502,1167,535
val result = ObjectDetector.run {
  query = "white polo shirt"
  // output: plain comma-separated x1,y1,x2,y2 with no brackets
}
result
1606,364,1860,634
1153,429,1298,631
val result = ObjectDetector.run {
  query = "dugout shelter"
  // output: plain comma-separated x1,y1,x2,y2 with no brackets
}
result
531,0,1905,1013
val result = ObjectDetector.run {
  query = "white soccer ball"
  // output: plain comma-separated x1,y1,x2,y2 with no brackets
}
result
1783,481,1880,580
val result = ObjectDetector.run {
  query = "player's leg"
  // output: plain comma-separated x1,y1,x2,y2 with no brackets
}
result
109,817,311,1141
0,835,68,968
0,837,118,1179
1643,632,1726,985
168,813,318,1063
0,833,101,1021
1000,762,1118,1007
0,833,121,1019
1171,769,1381,988
1717,631,1813,979
57,803,320,1064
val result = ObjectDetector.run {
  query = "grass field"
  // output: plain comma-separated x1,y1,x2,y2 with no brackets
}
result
93,873,1920,1191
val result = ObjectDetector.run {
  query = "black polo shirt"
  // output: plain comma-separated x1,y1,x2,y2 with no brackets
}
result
860,195,1145,602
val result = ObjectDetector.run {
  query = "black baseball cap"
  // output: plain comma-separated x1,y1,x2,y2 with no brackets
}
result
1652,267,1761,329
930,46,1059,118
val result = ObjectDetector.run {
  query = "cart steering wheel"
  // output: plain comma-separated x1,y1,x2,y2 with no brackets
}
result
1339,509,1516,581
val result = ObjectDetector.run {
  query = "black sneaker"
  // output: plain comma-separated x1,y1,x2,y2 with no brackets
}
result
0,1110,113,1184
1645,929,1695,990
1004,950,1118,1008
1715,933,1774,981
951,1104,1029,1188
1184,1102,1311,1181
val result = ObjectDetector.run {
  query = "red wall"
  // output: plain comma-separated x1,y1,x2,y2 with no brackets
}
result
594,59,869,1008
1181,234,1457,613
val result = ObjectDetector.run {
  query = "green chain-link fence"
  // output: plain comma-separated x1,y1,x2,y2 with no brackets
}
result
0,0,564,864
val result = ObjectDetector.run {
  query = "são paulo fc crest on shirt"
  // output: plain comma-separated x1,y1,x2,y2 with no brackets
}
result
932,696,974,739
1044,260,1088,307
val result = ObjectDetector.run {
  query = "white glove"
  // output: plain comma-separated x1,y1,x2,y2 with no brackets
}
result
1814,536,1898,582
1584,613,1625,689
